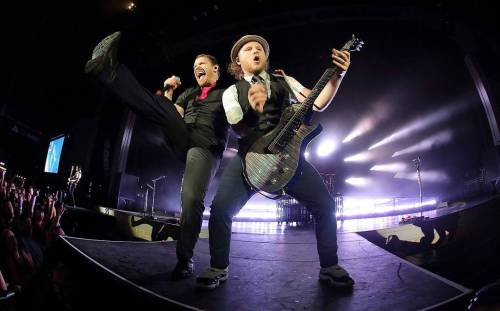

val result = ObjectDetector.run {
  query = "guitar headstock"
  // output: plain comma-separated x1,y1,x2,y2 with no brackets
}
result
341,34,364,52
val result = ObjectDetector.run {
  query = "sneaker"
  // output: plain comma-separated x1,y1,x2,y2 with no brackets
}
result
195,266,229,290
319,264,355,288
84,31,121,80
171,259,194,281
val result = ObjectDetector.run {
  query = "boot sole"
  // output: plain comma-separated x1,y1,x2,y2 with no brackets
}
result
84,32,121,75
195,274,228,290
319,274,354,288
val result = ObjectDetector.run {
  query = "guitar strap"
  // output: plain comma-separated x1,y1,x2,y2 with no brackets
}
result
272,74,314,122
270,74,300,105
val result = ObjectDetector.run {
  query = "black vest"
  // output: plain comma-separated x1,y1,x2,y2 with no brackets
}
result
235,74,298,155
177,87,229,158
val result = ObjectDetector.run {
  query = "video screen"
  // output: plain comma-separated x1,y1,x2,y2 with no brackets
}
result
44,135,65,173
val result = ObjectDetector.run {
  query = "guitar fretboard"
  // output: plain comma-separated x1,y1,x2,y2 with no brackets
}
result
269,39,355,151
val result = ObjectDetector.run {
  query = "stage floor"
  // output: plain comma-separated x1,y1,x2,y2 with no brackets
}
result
60,229,471,310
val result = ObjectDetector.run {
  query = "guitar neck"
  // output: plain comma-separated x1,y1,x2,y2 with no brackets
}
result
268,35,362,151
268,58,343,151
298,67,340,116
296,39,355,117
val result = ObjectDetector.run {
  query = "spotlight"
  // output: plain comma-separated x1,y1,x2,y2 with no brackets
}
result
370,162,407,172
369,133,397,150
304,151,310,159
342,129,362,143
369,101,468,150
345,177,370,187
394,171,449,183
203,200,277,220
316,140,337,157
126,2,136,10
343,102,390,143
341,197,437,218
344,152,370,162
392,130,453,157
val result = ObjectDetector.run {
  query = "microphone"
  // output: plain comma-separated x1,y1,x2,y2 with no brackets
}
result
162,76,181,92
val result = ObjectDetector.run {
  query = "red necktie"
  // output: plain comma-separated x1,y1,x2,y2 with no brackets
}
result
197,86,213,101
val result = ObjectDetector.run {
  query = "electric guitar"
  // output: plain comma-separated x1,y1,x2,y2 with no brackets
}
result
243,34,364,197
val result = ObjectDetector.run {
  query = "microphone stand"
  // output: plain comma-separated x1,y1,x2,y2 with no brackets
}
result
413,156,424,220
150,175,167,219
143,184,153,216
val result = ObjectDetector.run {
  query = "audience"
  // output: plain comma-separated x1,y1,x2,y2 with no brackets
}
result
0,166,66,310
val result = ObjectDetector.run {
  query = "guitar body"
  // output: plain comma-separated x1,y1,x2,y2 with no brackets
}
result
243,104,322,197
242,34,363,197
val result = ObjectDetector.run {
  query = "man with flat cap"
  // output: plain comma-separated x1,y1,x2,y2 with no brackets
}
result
195,34,355,290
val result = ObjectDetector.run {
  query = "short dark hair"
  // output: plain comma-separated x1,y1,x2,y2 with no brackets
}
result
195,54,218,66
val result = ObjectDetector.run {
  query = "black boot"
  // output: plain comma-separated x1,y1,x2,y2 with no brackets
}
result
171,259,195,281
84,31,121,81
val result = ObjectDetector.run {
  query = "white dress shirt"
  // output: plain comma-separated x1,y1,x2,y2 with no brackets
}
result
222,71,305,125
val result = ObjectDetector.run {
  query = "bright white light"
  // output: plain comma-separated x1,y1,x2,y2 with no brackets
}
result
342,197,437,217
369,101,468,150
344,152,370,162
345,177,370,186
316,140,337,157
370,162,407,172
342,102,390,143
204,202,277,220
392,130,453,157
201,196,438,220
223,147,237,158
343,129,363,143
304,151,310,159
394,170,450,183
233,211,277,220
369,133,398,150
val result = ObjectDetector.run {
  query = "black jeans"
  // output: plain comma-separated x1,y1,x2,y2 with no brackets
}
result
209,155,338,269
176,147,220,262
100,64,189,161
68,183,77,206
99,65,220,263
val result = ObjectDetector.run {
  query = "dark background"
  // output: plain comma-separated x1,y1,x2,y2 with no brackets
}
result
1,0,499,211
